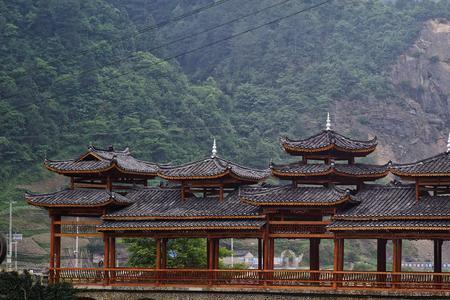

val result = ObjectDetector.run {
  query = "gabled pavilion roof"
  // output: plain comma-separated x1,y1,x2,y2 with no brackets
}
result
44,145,160,176
240,185,357,206
25,189,133,208
281,130,377,156
271,162,389,180
391,152,450,177
104,187,261,220
158,156,270,183
329,184,450,231
98,219,266,231
332,185,450,220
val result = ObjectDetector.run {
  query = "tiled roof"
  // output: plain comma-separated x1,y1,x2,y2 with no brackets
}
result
240,185,356,206
280,130,377,154
158,156,270,182
98,219,266,231
328,219,450,231
44,146,160,176
271,162,389,178
391,152,450,177
25,189,133,207
333,185,450,220
104,187,261,220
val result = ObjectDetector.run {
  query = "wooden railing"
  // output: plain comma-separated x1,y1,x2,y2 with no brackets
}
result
50,268,450,290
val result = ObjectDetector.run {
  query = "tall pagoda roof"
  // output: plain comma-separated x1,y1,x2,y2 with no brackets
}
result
158,156,269,183
104,187,261,220
280,130,377,156
240,185,357,206
98,219,265,231
44,145,160,176
391,152,450,177
271,162,389,180
25,189,133,208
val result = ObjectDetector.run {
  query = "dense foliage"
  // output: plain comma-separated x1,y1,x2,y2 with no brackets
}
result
0,271,74,300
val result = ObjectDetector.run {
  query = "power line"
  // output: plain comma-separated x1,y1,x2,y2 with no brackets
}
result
16,0,332,108
0,0,235,93
51,0,294,88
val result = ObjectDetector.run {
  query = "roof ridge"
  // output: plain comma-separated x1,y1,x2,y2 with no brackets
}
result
391,151,447,167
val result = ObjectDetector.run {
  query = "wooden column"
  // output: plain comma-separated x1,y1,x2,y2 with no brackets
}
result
155,238,161,269
392,239,402,272
258,238,263,270
376,239,387,286
49,215,61,283
161,238,167,269
333,239,344,271
103,235,110,285
207,238,214,270
109,237,116,268
333,238,344,289
392,239,402,287
377,239,387,272
434,239,443,287
434,239,443,273
310,238,320,271
109,237,116,283
213,239,220,269
269,238,275,270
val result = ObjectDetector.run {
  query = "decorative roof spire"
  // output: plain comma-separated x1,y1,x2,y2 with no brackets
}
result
447,132,450,153
211,138,217,158
326,112,331,131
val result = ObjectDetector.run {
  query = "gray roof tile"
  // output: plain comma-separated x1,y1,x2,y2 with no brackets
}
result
105,187,260,219
240,185,355,206
98,219,266,230
25,189,132,207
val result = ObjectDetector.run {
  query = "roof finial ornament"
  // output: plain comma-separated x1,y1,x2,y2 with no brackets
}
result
211,138,217,158
447,132,450,153
326,112,331,131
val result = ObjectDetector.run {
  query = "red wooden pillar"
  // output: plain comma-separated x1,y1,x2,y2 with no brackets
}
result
376,239,387,286
434,239,443,287
109,237,116,282
156,238,161,269
310,238,320,281
161,238,167,269
103,235,110,285
213,239,220,269
310,238,320,270
258,238,263,270
392,239,402,272
49,215,61,284
392,239,402,288
333,238,344,289
109,237,116,268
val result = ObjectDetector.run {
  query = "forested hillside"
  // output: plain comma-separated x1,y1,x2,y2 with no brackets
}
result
2,0,450,204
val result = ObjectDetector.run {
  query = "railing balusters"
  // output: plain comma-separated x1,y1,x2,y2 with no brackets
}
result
48,268,450,290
